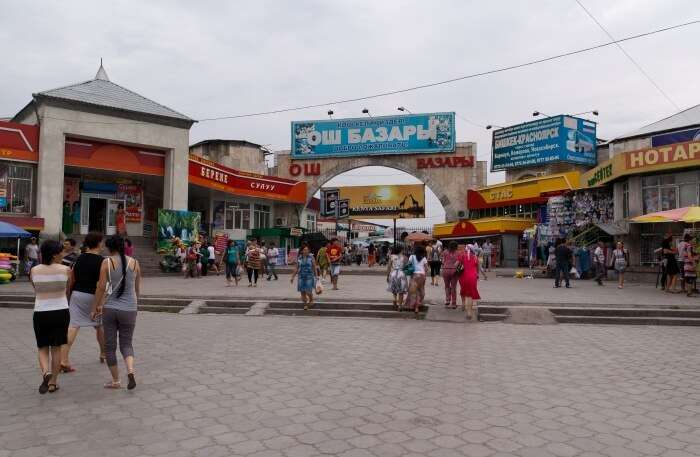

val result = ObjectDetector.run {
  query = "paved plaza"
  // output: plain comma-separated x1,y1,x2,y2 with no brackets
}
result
4,271,698,307
3,308,700,457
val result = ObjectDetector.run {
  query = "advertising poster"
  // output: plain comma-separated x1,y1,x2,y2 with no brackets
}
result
291,112,455,159
63,177,80,205
653,127,700,147
336,184,425,219
0,165,7,210
117,184,142,222
492,115,597,171
157,209,201,250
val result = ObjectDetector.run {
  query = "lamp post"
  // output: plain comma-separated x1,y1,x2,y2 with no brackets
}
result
572,110,599,117
532,111,552,118
397,106,412,114
327,109,334,119
362,108,372,118
485,125,503,130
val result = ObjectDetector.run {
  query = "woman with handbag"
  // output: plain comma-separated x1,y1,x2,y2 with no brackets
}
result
386,245,408,310
441,241,460,309
404,244,429,316
92,235,141,390
457,246,481,320
290,244,319,311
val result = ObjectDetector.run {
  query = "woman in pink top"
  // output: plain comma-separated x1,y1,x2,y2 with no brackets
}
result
457,246,481,320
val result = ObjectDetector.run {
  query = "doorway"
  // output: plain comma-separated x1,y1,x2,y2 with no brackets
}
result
88,198,107,233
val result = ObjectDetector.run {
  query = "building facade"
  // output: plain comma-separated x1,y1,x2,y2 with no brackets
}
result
6,64,193,238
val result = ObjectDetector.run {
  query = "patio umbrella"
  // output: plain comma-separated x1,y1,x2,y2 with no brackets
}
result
631,206,700,223
405,231,433,242
0,221,32,259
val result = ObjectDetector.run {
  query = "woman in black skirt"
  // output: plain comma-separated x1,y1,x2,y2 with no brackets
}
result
30,240,71,394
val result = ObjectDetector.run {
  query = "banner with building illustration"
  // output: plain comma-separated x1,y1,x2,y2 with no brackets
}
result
335,184,425,219
157,209,200,250
291,112,455,159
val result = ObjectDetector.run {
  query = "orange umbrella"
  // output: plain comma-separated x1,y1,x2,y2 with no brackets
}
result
405,232,433,242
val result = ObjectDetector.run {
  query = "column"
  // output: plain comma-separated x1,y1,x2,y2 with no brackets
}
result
36,123,65,238
163,135,189,210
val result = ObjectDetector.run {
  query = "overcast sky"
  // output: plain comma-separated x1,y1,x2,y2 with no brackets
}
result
3,0,700,224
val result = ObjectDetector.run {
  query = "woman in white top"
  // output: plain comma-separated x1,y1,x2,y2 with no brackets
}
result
404,244,429,316
30,240,70,394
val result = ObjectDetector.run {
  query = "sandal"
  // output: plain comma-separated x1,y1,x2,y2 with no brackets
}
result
39,372,51,395
60,364,76,373
127,373,136,390
47,384,59,393
104,381,122,389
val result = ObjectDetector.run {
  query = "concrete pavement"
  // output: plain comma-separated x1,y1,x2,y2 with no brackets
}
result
3,309,700,457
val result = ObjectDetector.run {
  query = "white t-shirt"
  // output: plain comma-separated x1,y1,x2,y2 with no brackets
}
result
208,245,216,259
267,248,279,263
409,255,428,276
31,264,70,312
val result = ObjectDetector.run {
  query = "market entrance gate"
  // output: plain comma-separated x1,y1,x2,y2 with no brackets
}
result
276,142,485,221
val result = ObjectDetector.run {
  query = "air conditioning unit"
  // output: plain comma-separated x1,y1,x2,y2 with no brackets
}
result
457,210,467,218
274,217,287,227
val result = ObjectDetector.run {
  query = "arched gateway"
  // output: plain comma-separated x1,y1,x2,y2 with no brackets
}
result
276,142,486,221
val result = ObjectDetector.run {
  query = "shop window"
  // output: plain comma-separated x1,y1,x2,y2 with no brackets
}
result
0,163,33,214
680,183,699,208
217,201,251,230
306,213,316,231
254,204,271,228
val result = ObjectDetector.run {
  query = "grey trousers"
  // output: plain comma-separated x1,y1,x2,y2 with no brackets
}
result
102,308,137,367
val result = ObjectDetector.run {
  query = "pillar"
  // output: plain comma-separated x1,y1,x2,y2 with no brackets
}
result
36,124,65,238
163,136,189,210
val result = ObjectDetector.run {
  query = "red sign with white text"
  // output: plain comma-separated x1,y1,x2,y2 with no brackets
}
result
188,155,307,204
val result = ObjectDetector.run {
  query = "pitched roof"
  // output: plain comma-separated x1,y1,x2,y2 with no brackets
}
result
616,103,700,140
34,65,193,123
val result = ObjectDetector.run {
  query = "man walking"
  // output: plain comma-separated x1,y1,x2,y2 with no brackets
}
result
483,239,493,271
25,236,40,275
594,241,606,285
327,238,343,290
266,242,279,280
554,239,572,288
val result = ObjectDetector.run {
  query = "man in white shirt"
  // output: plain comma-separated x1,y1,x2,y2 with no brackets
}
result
593,241,606,285
207,243,220,275
483,240,493,271
266,243,279,280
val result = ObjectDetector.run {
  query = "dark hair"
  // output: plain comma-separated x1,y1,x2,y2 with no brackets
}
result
684,233,692,242
391,245,402,255
413,244,426,261
227,239,234,247
331,238,338,243
448,241,458,251
65,238,77,247
40,240,63,265
84,232,103,249
105,235,127,298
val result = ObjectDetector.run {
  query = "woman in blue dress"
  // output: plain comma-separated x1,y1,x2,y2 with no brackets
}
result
290,244,319,310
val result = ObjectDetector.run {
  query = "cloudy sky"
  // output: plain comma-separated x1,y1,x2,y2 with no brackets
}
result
3,0,700,224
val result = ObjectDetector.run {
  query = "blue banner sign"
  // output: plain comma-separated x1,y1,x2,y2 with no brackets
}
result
291,112,455,159
491,115,597,171
652,127,700,147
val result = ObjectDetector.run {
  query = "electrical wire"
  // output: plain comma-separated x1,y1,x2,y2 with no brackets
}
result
198,19,700,121
574,0,683,114
8,19,697,127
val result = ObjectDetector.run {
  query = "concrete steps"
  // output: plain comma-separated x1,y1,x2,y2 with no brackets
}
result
265,300,427,319
476,304,700,326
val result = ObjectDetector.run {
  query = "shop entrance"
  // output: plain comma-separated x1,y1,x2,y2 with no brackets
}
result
81,193,124,235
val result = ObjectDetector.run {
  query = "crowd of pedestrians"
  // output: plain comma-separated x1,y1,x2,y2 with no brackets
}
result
28,233,141,395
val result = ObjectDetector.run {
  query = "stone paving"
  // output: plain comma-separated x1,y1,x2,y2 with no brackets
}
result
3,309,700,457
5,272,699,307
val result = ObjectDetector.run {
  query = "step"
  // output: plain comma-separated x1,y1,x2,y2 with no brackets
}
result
263,301,419,311
478,313,508,322
549,307,700,318
199,306,251,315
266,308,425,319
0,294,33,302
0,301,33,309
554,315,700,326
